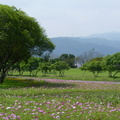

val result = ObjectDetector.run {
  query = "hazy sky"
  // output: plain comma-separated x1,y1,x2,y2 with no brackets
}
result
0,0,120,37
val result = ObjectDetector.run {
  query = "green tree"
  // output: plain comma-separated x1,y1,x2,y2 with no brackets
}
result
59,54,76,68
39,62,51,75
88,61,102,77
80,57,103,77
0,4,55,83
19,61,27,75
102,52,120,77
25,57,40,76
49,58,60,64
7,63,20,76
51,61,69,76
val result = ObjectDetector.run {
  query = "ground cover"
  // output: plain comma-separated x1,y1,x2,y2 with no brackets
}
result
0,77,120,120
10,68,120,82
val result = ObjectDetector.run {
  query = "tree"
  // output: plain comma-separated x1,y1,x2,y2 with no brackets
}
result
101,52,120,77
87,61,102,77
51,61,69,76
7,63,20,76
59,54,76,68
49,58,60,64
0,4,55,83
39,62,51,75
25,57,40,76
80,57,103,77
10,61,28,76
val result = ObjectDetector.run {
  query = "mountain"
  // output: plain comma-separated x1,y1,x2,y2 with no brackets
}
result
50,37,120,57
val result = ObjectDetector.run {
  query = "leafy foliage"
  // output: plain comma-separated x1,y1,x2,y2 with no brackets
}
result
59,54,76,68
102,52,120,77
81,52,120,78
39,62,51,75
0,4,55,83
80,57,103,77
51,61,69,76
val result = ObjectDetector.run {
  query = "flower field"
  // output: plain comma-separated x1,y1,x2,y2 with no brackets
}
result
0,77,120,120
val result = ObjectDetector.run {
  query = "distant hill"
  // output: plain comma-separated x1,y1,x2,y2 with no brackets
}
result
50,37,120,57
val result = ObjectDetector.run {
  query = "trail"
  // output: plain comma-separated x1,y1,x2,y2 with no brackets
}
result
11,76,120,84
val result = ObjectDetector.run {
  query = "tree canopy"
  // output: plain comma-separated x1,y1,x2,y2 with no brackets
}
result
59,54,76,68
0,4,55,83
51,61,69,76
80,57,103,77
101,52,120,77
80,52,120,78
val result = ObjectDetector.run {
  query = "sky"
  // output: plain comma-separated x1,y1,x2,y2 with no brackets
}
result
0,0,120,38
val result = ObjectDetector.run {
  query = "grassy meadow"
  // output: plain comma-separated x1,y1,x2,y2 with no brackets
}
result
0,68,120,120
9,68,120,82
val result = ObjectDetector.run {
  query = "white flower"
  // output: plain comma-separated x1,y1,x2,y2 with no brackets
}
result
18,106,21,108
57,112,60,114
6,107,11,109
56,115,60,119
72,106,76,109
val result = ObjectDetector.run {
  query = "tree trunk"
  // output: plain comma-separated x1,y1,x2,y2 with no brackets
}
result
82,70,86,77
108,71,112,77
113,71,118,78
0,70,6,84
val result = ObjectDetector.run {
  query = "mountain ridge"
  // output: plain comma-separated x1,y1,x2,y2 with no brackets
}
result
50,36,120,57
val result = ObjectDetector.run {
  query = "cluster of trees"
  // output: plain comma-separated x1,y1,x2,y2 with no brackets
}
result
8,53,76,77
8,57,69,77
80,52,120,77
9,52,120,78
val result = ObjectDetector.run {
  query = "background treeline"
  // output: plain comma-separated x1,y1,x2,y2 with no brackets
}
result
80,52,120,78
8,54,75,77
8,52,120,78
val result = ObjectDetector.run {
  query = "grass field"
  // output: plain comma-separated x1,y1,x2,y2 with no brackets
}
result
9,68,120,82
0,76,120,120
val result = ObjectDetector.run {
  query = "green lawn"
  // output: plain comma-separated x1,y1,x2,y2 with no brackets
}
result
8,68,120,82
0,77,120,120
